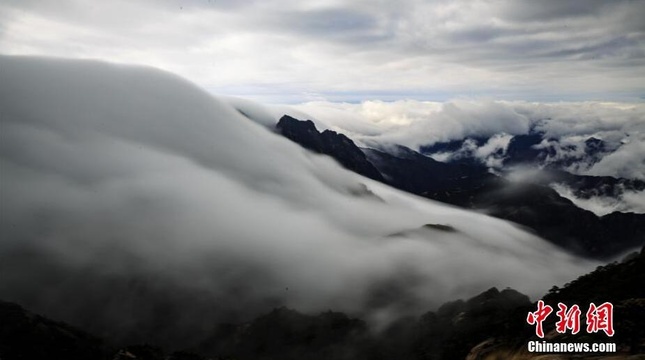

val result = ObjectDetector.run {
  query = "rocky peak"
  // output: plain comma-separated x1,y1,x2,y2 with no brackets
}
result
276,115,384,181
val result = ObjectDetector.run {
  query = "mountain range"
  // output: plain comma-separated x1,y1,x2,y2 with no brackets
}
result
273,115,645,259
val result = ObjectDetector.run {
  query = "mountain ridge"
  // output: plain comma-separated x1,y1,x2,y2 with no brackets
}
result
273,115,644,259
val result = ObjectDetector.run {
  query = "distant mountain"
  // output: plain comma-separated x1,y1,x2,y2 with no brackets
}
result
274,117,645,259
418,130,644,215
420,131,612,171
534,169,645,200
420,136,490,155
503,133,547,165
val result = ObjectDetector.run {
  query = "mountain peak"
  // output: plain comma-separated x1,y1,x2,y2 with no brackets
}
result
276,115,385,181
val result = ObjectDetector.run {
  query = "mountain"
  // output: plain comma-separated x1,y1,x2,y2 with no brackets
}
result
535,169,645,201
273,116,645,259
454,180,645,259
0,299,208,360
420,131,611,171
500,133,546,165
0,300,108,360
362,146,494,198
196,308,370,360
418,129,644,224
0,56,595,347
276,115,384,181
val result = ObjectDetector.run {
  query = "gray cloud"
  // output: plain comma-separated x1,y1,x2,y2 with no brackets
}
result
289,8,378,35
0,0,642,102
501,0,630,22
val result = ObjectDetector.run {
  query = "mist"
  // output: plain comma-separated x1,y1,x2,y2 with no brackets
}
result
0,56,597,345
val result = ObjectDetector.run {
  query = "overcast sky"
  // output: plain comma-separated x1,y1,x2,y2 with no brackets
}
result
1,0,644,103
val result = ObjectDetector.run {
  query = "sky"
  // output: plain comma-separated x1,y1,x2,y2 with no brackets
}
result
1,0,644,103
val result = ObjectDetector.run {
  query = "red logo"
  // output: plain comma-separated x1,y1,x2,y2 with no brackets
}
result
586,302,614,337
555,303,581,335
527,301,614,338
527,300,553,338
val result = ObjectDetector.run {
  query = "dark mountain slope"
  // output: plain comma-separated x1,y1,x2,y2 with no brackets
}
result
475,247,645,358
276,115,385,181
0,300,108,360
503,133,546,165
197,308,370,360
362,146,495,199
460,181,645,258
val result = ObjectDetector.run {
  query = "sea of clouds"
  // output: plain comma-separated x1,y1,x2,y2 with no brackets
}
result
0,56,600,344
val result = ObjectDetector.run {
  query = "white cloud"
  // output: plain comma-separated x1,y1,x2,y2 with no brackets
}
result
585,138,645,180
475,133,514,168
292,99,531,147
551,183,645,216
